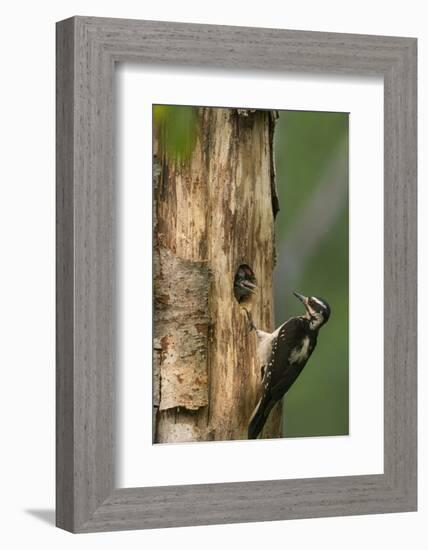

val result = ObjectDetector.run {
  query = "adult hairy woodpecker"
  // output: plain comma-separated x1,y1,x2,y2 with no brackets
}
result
234,265,258,302
247,291,331,440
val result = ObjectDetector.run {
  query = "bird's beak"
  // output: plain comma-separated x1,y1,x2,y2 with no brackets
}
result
241,280,258,294
293,291,309,311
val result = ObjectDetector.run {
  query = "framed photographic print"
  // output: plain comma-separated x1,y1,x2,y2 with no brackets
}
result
56,16,417,532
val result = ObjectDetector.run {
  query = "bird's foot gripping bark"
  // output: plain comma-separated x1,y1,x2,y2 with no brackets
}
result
243,307,257,333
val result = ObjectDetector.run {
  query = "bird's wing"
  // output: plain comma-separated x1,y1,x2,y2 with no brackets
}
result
264,317,305,401
269,364,304,402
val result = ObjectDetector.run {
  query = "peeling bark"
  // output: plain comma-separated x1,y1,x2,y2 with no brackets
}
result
154,246,211,412
153,107,281,443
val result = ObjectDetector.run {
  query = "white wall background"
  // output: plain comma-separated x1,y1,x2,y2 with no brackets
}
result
0,1,424,548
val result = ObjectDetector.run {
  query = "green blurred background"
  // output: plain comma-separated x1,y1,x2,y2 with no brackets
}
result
154,105,349,438
274,111,349,438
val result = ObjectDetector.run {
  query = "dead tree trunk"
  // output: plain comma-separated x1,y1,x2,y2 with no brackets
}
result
153,107,281,442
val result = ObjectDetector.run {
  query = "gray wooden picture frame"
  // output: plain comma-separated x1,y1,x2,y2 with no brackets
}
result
56,16,417,533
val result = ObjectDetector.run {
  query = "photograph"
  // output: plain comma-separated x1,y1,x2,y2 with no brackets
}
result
152,104,348,443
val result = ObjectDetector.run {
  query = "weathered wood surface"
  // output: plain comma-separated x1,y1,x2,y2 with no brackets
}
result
153,107,281,443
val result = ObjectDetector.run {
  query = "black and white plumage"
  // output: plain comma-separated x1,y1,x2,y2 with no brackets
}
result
247,292,331,440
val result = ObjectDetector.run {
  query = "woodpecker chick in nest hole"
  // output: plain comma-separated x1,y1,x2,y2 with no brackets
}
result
234,265,258,302
246,291,331,439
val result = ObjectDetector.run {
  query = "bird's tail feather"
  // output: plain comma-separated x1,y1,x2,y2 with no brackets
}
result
248,396,272,440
